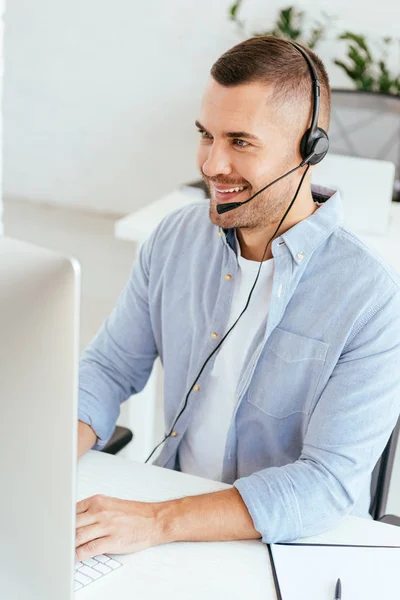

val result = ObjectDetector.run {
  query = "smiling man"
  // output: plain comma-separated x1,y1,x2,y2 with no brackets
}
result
76,36,400,561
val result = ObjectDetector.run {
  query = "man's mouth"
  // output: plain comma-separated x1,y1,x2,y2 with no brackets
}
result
211,184,249,204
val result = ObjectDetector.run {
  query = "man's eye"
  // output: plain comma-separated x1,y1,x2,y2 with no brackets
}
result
233,139,249,148
197,129,212,140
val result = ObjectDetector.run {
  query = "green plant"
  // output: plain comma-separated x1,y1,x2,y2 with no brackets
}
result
334,32,400,95
228,3,400,95
228,2,328,50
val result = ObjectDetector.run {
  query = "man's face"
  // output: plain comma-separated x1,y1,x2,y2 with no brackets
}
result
197,77,302,231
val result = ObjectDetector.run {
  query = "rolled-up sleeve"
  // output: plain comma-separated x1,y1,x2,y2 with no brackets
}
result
78,231,158,450
234,289,400,542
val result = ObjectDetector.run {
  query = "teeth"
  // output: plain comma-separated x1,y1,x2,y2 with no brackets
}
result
216,186,246,193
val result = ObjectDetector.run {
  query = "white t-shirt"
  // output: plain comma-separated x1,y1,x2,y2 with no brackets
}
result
178,246,274,481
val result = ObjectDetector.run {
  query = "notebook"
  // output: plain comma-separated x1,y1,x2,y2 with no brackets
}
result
268,542,400,600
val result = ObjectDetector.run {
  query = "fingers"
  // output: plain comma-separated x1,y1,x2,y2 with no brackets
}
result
76,523,105,549
75,536,111,563
75,509,97,530
76,494,109,526
76,497,91,514
76,494,109,516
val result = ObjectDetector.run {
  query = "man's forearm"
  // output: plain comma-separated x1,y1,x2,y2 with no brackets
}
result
78,420,97,458
156,487,261,544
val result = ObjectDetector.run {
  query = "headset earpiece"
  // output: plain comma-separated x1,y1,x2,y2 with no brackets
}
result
289,41,330,166
300,127,329,166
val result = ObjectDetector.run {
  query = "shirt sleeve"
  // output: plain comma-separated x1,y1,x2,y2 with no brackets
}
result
78,231,158,450
234,288,400,543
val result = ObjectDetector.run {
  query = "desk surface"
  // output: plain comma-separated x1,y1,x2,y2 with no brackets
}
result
76,451,400,600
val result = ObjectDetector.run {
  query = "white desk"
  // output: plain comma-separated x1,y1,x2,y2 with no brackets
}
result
77,451,400,600
77,450,272,599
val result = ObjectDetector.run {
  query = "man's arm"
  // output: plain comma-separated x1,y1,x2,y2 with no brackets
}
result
78,229,159,451
75,487,261,561
78,420,97,458
157,488,261,543
233,289,400,543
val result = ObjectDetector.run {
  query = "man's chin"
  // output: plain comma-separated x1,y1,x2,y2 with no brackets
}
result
209,202,237,229
209,202,224,225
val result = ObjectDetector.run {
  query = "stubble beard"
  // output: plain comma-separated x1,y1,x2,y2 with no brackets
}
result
208,180,294,233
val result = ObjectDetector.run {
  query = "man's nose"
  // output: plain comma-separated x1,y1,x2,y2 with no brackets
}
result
202,143,232,178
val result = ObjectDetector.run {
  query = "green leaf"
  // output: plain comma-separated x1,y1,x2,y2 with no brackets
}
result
308,26,324,49
281,7,293,23
378,60,396,93
334,59,360,84
359,73,374,91
227,2,329,49
229,1,242,21
335,28,400,95
338,32,372,62
273,6,305,41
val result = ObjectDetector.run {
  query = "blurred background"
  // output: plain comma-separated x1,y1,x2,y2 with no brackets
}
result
1,0,400,510
2,0,400,345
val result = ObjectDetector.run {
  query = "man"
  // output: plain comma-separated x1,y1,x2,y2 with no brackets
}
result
76,36,400,561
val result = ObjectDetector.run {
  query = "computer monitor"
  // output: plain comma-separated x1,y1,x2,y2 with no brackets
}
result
0,237,80,600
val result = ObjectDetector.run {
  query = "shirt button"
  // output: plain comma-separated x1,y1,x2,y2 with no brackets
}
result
218,228,222,236
171,431,179,437
193,384,200,392
225,274,232,281
211,332,218,339
296,252,305,261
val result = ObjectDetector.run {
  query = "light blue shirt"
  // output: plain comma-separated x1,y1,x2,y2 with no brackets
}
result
79,185,400,543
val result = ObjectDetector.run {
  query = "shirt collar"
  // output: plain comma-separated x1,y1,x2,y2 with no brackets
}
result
222,184,342,263
281,184,342,264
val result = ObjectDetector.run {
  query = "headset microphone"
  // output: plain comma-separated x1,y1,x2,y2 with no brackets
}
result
216,150,317,215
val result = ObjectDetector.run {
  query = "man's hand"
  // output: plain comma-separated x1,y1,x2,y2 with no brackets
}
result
75,487,260,562
75,495,164,562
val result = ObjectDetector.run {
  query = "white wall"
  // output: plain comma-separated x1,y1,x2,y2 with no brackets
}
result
0,1,3,233
3,0,239,215
3,0,400,217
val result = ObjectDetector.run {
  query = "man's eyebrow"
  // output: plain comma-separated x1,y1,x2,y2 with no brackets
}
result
195,120,260,141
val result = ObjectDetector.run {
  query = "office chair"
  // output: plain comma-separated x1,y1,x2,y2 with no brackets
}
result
101,426,133,455
370,417,400,526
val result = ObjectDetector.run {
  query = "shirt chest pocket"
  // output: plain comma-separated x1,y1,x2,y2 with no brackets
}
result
246,327,329,418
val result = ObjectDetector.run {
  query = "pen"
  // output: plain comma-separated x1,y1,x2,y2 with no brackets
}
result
334,578,342,600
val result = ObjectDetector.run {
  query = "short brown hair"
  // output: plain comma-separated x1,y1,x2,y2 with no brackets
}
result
210,36,331,133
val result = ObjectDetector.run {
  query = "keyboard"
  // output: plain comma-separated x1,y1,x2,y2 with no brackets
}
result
74,554,122,591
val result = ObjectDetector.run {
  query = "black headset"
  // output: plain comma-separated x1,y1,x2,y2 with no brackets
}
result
144,40,329,464
289,41,329,165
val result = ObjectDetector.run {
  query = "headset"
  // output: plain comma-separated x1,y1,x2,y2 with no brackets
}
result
293,42,330,167
144,39,329,464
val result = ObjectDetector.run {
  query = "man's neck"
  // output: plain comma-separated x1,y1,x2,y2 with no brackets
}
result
236,191,318,262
